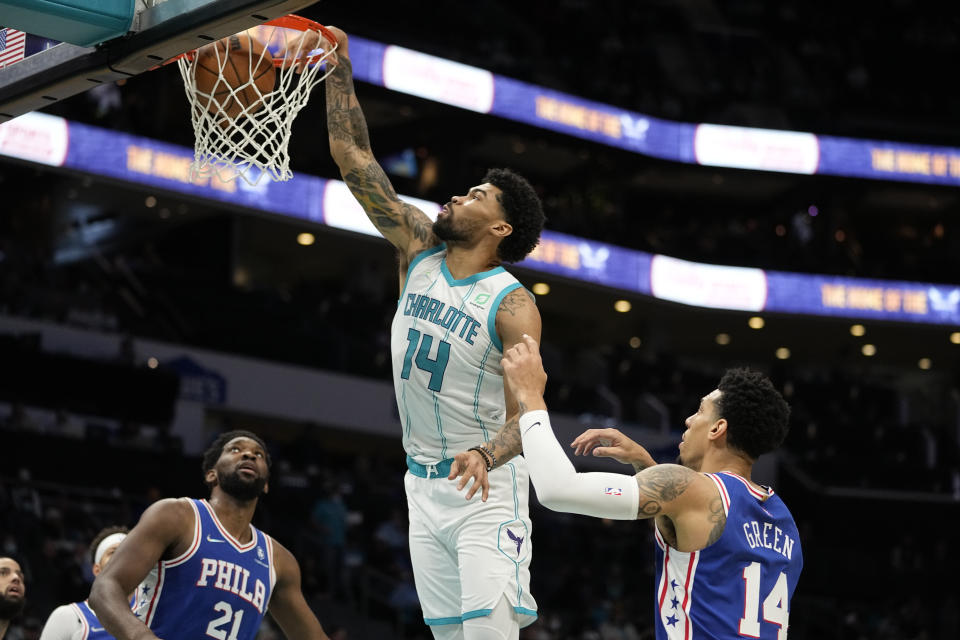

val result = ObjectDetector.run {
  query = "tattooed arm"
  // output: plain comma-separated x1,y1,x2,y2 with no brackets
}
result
635,464,727,551
483,288,542,466
447,288,540,500
324,27,437,268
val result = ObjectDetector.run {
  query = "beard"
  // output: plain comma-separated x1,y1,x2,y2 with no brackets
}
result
218,469,267,501
432,214,470,243
0,593,25,620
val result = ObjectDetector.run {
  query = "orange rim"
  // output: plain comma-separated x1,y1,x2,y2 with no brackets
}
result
173,14,338,67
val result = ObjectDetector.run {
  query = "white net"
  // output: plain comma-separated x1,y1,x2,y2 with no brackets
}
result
177,17,337,185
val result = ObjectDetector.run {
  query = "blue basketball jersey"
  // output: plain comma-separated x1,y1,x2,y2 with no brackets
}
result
653,472,803,640
70,600,115,639
134,499,275,640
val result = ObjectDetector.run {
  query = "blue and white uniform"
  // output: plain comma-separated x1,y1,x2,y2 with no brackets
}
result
40,599,120,640
654,472,803,640
134,498,275,640
71,601,113,640
392,244,537,628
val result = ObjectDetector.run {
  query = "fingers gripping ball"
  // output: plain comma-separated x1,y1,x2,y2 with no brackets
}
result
194,33,275,119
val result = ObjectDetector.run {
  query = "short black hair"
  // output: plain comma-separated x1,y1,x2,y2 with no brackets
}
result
715,368,790,459
483,168,545,263
88,525,129,566
201,430,272,486
0,555,24,572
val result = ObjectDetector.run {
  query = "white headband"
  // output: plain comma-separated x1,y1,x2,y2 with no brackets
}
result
94,533,127,566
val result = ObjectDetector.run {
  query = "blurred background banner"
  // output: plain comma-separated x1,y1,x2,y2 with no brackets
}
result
3,111,957,325
3,3,960,639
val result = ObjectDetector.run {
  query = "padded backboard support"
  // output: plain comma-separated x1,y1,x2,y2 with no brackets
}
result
0,0,320,123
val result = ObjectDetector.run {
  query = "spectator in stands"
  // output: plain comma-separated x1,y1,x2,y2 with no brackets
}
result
308,482,348,599
39,526,130,640
0,556,26,640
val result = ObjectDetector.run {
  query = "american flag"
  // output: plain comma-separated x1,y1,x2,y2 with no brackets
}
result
0,27,27,68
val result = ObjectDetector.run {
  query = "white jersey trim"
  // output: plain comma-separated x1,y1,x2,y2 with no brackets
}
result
200,499,258,552
657,545,701,640
165,498,201,567
705,473,731,516
144,498,201,626
68,602,88,640
718,471,773,500
266,534,277,604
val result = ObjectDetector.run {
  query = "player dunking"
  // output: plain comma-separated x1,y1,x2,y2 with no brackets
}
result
89,431,329,640
325,27,546,639
502,335,803,639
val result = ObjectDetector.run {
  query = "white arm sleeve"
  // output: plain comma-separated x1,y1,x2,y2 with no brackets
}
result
520,410,639,520
39,604,84,640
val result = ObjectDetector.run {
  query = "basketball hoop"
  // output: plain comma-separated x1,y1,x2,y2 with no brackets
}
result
176,15,337,185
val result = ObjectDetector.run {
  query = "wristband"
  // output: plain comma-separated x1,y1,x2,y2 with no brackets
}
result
468,445,496,471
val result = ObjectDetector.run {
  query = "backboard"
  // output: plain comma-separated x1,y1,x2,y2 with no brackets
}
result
0,0,321,123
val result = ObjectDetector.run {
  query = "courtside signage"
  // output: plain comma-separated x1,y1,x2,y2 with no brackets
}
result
382,45,494,114
348,35,960,186
650,255,768,311
1,115,957,325
0,111,67,166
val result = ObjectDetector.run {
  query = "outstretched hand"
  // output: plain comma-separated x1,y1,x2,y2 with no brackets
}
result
448,450,490,501
570,428,656,470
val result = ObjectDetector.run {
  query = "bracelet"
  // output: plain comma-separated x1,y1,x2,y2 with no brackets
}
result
468,445,496,471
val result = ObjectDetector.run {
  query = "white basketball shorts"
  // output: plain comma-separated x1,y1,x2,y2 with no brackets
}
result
404,455,538,628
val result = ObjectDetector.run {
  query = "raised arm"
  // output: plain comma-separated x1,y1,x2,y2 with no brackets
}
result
448,288,541,500
89,499,193,640
265,538,329,640
324,26,437,266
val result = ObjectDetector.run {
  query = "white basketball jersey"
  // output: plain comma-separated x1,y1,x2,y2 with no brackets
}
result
392,244,524,463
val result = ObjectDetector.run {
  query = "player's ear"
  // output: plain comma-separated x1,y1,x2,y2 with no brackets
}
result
92,563,102,576
491,220,512,239
205,468,218,487
708,418,727,441
262,481,269,496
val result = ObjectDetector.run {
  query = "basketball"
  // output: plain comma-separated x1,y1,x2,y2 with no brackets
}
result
193,33,275,119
